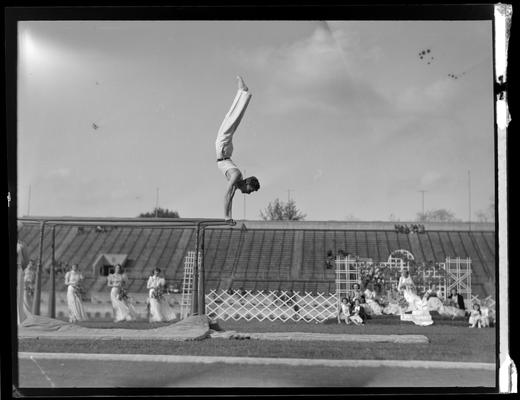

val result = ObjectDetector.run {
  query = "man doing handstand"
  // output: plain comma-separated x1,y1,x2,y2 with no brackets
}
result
216,76,260,222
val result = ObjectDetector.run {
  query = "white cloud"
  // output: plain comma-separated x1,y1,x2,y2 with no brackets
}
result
420,171,443,187
395,76,461,116
233,25,390,117
45,168,72,178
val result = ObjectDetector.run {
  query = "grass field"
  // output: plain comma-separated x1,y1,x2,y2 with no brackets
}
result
18,315,496,363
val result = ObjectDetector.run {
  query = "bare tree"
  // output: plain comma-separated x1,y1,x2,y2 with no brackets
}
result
260,198,306,221
138,207,180,218
416,209,460,222
475,196,495,223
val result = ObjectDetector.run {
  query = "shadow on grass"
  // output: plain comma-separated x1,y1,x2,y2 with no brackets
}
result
76,320,175,330
312,313,470,326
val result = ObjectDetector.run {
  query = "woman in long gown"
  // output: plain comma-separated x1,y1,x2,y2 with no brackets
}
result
397,269,433,326
351,283,371,316
64,264,87,323
364,283,383,315
350,283,364,303
147,268,176,323
382,285,401,315
17,238,30,324
397,270,422,310
23,260,36,316
424,285,465,318
107,264,138,322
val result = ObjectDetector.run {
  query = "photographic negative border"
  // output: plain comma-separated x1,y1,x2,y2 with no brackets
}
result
4,3,512,397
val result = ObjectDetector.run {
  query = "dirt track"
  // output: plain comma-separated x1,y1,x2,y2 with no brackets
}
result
18,353,495,388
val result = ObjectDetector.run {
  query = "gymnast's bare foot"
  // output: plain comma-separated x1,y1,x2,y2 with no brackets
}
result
237,76,248,92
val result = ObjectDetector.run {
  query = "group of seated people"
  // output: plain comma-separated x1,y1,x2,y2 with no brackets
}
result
339,294,368,325
337,275,494,328
338,282,380,325
394,224,426,234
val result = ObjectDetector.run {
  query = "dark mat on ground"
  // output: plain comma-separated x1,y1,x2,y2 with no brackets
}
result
19,314,210,341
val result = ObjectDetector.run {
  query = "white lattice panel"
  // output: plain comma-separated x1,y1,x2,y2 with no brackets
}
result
445,257,472,303
335,256,361,299
206,290,338,322
180,251,201,319
416,265,447,300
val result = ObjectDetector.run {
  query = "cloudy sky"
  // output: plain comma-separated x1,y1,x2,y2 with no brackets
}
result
17,20,494,221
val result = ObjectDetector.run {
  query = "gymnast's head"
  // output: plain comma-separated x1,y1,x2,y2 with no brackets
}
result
238,176,260,194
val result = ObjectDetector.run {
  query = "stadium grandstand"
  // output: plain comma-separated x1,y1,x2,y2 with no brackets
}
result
17,220,495,301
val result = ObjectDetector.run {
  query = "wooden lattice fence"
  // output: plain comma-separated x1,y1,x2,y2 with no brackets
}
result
206,290,338,322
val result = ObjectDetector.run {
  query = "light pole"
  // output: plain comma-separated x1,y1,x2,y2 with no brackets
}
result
468,170,471,231
27,184,31,216
418,190,427,217
155,187,159,217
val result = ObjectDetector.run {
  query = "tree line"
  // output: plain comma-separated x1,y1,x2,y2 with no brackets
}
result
137,197,494,222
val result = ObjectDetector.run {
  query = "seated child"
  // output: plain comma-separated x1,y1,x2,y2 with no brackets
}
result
469,303,483,328
340,297,352,324
349,299,366,326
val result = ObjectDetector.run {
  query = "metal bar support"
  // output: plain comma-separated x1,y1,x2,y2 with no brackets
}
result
32,221,45,315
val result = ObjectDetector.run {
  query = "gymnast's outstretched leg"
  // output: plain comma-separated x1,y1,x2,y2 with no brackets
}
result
215,76,260,222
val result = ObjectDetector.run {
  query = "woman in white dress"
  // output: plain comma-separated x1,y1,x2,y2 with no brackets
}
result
23,260,36,315
64,264,87,323
351,283,372,315
397,269,433,326
423,285,465,318
397,270,423,311
382,285,401,315
350,283,364,303
440,301,466,319
147,268,176,323
107,264,138,322
364,283,383,316
17,238,30,324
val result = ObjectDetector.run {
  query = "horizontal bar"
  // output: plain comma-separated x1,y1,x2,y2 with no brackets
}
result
16,221,200,229
19,216,231,223
18,216,234,227
58,223,206,229
200,220,237,227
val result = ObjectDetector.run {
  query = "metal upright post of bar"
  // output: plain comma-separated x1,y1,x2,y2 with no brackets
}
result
191,222,201,316
198,227,206,316
32,221,45,315
47,225,56,318
196,219,236,316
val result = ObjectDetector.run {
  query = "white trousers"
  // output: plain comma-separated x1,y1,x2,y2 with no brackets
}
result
215,89,252,160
